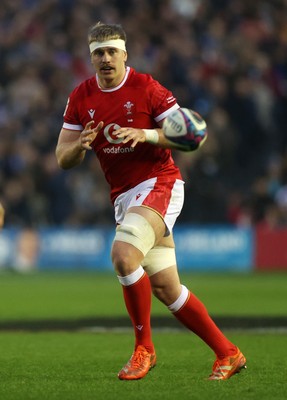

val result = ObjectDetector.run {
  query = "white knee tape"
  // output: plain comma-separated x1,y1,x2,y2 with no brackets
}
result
142,246,176,276
114,213,155,256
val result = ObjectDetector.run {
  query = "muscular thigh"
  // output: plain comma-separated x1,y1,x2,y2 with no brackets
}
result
112,177,182,275
112,206,166,275
127,206,166,244
156,231,175,247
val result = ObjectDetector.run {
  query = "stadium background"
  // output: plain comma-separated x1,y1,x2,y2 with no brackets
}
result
0,0,287,272
1,4,287,398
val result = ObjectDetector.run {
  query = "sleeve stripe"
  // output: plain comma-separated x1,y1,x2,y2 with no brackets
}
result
63,122,83,131
154,104,180,122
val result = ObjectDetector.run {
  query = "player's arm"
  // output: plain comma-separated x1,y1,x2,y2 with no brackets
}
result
56,121,103,169
114,125,178,149
145,127,179,149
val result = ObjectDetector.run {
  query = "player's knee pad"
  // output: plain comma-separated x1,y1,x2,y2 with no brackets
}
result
142,246,176,276
114,212,155,256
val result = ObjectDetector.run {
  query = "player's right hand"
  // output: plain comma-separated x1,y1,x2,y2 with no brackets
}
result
80,121,104,150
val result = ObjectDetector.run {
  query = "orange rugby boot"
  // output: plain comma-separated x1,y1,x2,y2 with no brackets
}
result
208,348,247,380
118,345,157,380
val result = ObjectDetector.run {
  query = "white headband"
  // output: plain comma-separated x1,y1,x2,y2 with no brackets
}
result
89,39,126,54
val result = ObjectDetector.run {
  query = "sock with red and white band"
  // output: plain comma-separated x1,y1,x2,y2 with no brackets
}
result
168,285,237,358
118,266,154,354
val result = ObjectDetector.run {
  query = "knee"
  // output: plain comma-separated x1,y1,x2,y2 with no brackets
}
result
112,212,156,276
112,247,132,275
111,241,143,276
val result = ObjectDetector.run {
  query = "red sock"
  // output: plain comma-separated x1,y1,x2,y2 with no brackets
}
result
174,291,237,358
122,272,154,353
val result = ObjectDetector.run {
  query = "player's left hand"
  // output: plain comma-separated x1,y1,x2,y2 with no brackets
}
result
114,127,146,148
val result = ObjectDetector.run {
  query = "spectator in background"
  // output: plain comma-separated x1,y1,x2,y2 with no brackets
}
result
13,229,40,272
0,0,287,227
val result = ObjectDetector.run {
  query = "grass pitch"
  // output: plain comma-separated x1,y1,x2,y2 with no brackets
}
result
0,331,286,400
0,270,286,399
0,271,287,320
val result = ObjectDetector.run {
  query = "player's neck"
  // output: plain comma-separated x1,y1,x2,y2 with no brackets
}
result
97,68,127,89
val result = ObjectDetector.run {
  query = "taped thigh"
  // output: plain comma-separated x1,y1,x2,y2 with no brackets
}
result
142,246,176,276
114,212,155,256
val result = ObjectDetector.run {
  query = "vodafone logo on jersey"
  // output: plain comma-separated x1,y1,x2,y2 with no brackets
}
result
102,123,134,154
104,123,122,144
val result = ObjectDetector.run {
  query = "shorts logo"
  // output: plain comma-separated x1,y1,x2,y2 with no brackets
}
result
136,193,142,200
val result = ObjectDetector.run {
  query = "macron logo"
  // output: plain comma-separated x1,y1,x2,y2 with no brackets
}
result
88,109,95,119
136,325,143,331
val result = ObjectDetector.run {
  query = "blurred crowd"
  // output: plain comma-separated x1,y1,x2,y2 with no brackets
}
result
1,0,287,229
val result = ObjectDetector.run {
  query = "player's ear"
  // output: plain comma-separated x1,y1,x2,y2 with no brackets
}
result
124,51,128,62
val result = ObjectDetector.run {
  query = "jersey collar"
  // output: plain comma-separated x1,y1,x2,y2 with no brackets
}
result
96,66,130,92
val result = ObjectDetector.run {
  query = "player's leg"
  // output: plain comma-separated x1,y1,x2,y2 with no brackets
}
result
147,236,246,380
113,241,154,355
112,206,166,380
149,262,238,357
113,177,184,380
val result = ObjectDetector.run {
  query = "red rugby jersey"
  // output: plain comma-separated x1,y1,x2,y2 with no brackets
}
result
63,66,182,203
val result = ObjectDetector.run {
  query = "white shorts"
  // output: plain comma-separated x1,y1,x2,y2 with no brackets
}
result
114,177,184,234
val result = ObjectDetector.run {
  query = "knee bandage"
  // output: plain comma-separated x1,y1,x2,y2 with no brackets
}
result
114,213,155,256
142,246,176,276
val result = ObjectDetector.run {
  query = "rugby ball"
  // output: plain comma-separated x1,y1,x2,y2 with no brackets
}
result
163,108,208,151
